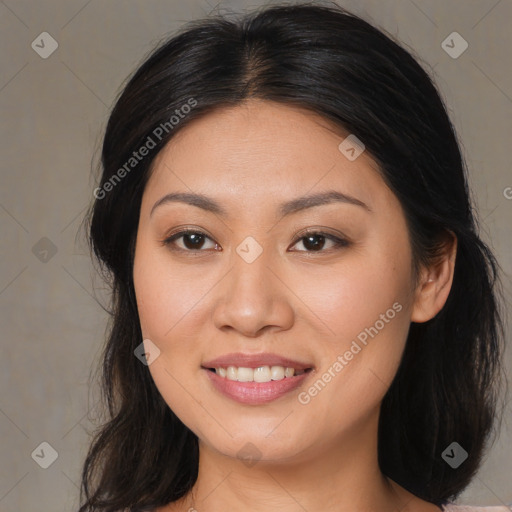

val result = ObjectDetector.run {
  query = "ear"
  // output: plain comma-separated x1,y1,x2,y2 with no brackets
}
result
411,230,458,323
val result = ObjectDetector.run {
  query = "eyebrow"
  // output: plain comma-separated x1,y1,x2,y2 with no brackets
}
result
150,190,372,218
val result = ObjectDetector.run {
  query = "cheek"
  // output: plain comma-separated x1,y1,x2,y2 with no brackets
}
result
298,236,413,403
298,243,412,343
133,243,211,431
133,242,208,343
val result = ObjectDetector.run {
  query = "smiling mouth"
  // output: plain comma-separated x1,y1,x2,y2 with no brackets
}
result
206,366,313,383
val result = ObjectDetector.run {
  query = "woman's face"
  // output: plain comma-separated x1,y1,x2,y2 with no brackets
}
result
133,99,423,464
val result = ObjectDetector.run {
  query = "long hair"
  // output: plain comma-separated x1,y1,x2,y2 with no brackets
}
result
79,2,507,510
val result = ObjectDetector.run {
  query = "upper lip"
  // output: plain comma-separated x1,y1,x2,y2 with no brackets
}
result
202,352,314,370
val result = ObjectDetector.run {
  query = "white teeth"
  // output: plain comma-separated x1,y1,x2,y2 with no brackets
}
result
214,365,302,382
253,366,271,382
227,366,237,380
237,367,254,382
270,366,285,380
284,367,295,378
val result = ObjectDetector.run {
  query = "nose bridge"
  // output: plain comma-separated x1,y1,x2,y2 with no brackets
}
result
211,234,292,335
229,235,276,302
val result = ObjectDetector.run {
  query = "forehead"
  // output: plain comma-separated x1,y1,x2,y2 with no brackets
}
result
144,99,388,212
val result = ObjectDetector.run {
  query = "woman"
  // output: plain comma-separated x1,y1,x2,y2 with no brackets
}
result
79,2,509,511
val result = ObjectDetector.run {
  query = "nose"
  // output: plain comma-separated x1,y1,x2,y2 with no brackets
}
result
211,245,294,338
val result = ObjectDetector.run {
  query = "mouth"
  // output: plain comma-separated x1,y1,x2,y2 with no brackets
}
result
200,353,315,404
201,352,315,405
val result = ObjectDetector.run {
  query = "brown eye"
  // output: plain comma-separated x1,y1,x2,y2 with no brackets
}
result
162,229,218,252
290,231,350,252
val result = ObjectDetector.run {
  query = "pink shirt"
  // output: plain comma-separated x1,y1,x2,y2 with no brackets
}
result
442,505,511,512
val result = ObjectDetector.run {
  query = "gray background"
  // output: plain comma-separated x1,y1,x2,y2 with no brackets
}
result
1,1,511,511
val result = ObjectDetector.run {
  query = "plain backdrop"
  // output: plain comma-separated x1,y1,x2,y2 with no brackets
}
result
1,1,511,511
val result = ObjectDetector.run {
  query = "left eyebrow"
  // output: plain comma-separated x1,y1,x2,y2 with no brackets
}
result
150,190,372,218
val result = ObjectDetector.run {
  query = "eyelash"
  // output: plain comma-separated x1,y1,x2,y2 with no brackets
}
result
159,227,350,255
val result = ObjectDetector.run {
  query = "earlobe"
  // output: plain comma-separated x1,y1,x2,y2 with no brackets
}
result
411,232,457,323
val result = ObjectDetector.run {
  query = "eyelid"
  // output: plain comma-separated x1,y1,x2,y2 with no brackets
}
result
289,229,350,253
159,227,218,250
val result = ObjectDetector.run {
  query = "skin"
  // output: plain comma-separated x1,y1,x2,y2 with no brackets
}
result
133,99,457,512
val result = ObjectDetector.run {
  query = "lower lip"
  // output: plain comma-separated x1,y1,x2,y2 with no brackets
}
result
203,368,311,405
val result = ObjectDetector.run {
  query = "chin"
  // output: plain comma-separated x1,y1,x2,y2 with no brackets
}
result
196,426,314,465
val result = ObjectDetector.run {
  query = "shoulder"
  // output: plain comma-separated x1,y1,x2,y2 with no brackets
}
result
442,505,512,512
